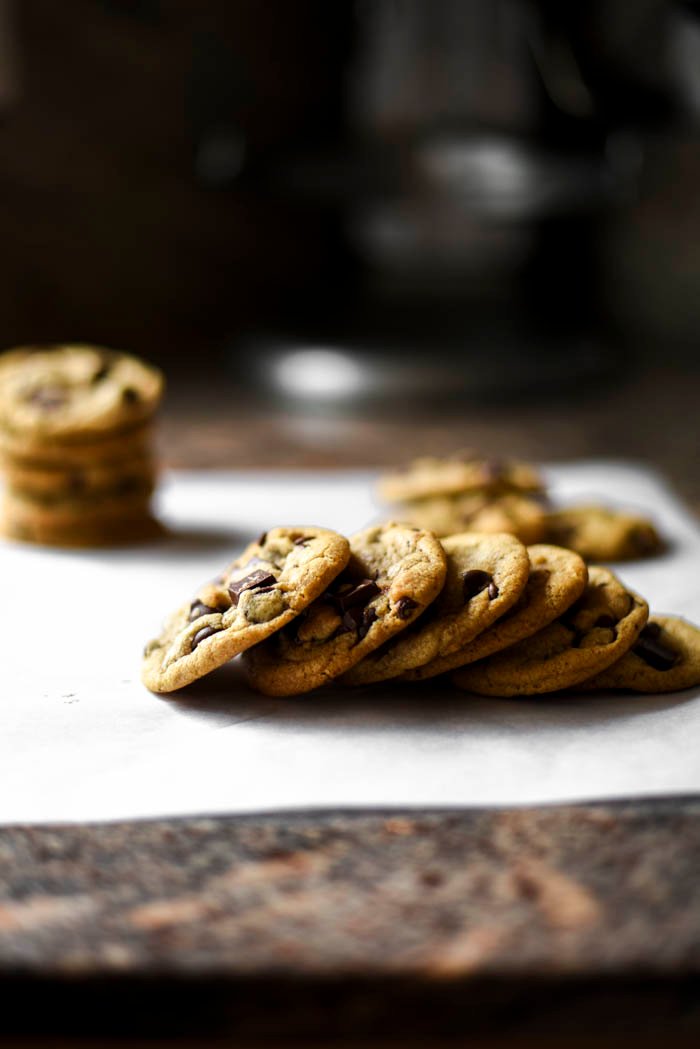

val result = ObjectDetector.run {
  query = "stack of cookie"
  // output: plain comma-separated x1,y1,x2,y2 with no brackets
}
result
378,453,663,562
142,523,700,699
0,344,164,547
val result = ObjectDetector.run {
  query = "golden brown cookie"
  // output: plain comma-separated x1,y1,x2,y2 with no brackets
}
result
142,527,351,693
452,566,648,696
0,344,163,442
341,532,529,686
404,544,588,681
575,615,700,693
400,492,547,544
544,505,662,561
243,522,447,696
378,454,544,503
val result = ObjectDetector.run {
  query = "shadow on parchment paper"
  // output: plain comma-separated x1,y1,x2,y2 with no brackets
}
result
162,658,699,734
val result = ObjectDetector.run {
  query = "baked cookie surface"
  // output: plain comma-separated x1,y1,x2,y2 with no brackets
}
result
243,522,447,696
544,505,662,561
142,526,350,693
342,532,529,686
0,344,163,442
452,566,648,696
405,543,587,681
576,615,700,693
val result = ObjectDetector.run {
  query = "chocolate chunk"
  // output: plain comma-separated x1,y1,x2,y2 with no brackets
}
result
188,601,218,622
358,606,378,640
256,531,267,546
27,386,67,411
488,581,499,600
191,625,219,650
341,603,378,639
335,579,380,612
463,570,493,601
342,606,364,632
633,625,679,671
294,536,311,546
396,596,418,619
228,569,277,605
122,386,140,404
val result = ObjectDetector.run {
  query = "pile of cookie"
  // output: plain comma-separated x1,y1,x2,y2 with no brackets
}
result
0,344,164,547
142,523,700,698
378,454,663,562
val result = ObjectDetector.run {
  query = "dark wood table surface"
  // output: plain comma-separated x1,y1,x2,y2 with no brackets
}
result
2,362,699,1047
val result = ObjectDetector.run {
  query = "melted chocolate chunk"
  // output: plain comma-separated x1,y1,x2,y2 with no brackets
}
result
191,625,219,650
463,570,493,601
358,606,378,640
335,579,380,612
228,569,277,605
122,386,140,404
256,531,267,546
396,596,418,619
488,581,499,600
189,601,218,622
27,386,67,411
633,624,679,671
294,536,311,546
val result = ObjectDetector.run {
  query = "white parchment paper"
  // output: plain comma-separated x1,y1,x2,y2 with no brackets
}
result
2,462,699,824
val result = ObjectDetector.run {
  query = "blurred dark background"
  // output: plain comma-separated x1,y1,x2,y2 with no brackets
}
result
0,0,699,413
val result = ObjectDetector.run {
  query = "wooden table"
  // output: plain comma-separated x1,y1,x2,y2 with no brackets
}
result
2,362,699,1046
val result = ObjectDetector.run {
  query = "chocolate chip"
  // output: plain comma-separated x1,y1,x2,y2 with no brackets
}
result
488,581,499,600
463,570,493,601
633,624,679,671
335,579,380,612
294,536,311,546
27,386,67,411
191,625,219,650
122,386,140,404
396,596,418,619
189,601,218,622
228,569,277,605
359,606,378,640
256,532,267,546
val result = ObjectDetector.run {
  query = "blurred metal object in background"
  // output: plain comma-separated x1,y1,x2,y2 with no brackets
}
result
228,0,688,411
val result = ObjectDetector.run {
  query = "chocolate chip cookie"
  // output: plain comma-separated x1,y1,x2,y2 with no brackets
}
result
4,456,156,499
142,527,351,693
0,420,154,468
404,543,588,681
341,532,529,686
243,522,447,696
544,505,662,562
452,566,648,696
378,454,544,503
400,492,547,544
575,615,700,693
0,344,163,442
